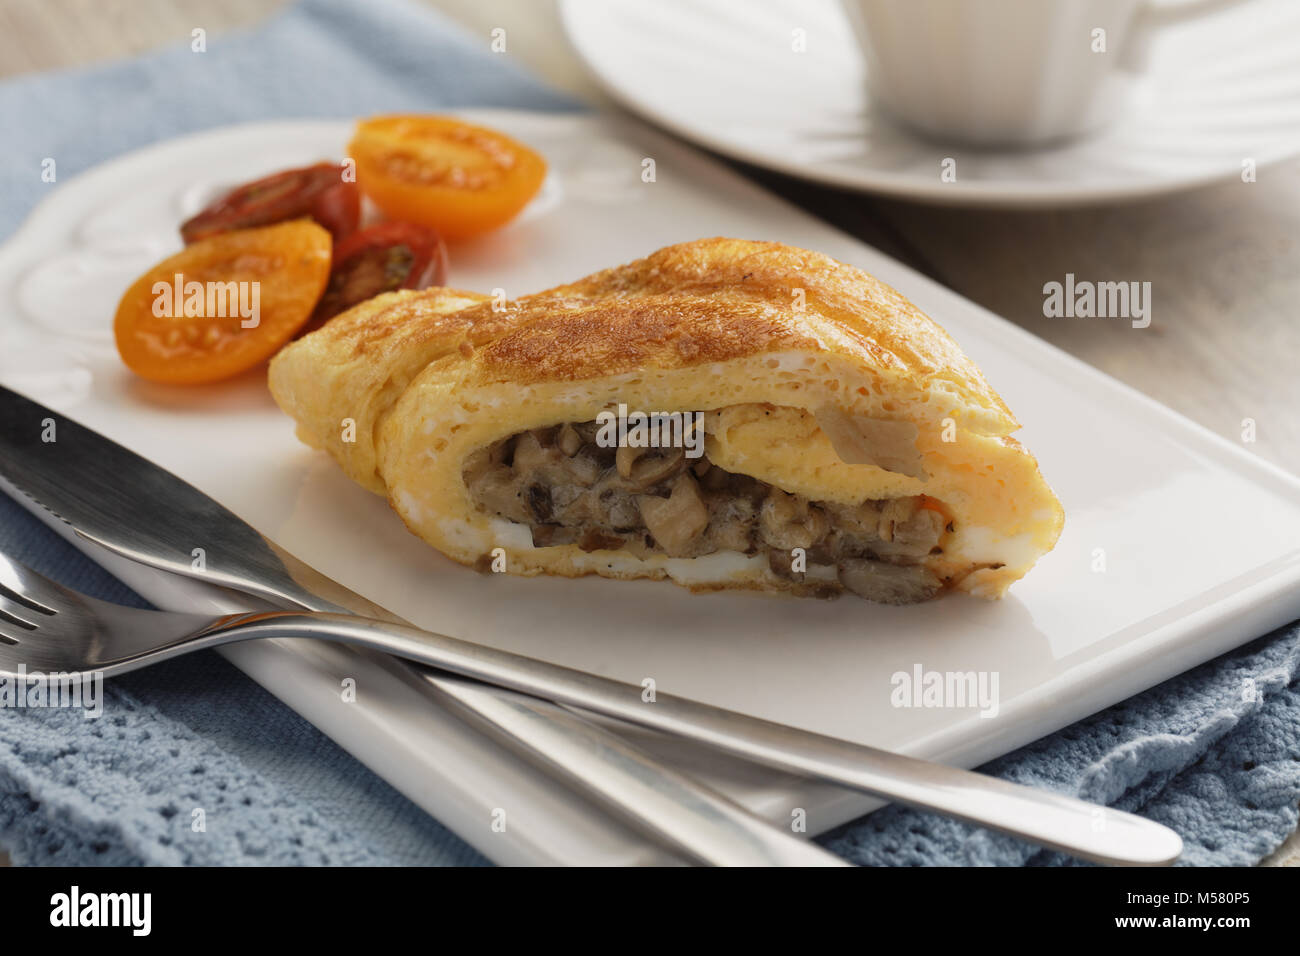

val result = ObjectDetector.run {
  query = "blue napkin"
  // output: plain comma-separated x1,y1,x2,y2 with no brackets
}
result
2,0,1298,866
0,0,574,233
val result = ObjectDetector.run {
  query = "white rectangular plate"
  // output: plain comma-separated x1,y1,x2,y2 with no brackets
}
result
2,111,1298,865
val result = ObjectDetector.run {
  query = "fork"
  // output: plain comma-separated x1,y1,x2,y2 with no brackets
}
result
0,551,850,866
0,550,1183,865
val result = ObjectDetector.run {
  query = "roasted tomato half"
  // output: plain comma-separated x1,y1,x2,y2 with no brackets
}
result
114,220,332,384
347,115,546,241
306,222,448,328
180,162,360,244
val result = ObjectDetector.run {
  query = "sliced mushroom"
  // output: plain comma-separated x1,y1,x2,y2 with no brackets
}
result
700,464,731,492
814,406,928,480
525,483,553,522
554,487,594,526
599,489,642,531
529,426,558,448
759,488,828,551
572,421,603,445
467,468,529,523
638,472,709,556
767,547,804,581
837,559,942,605
805,541,836,565
727,473,770,508
616,444,686,488
511,431,551,475
547,482,585,519
557,423,582,457
704,495,756,553
562,447,602,485
823,500,882,539
876,504,945,558
488,435,516,467
615,443,640,478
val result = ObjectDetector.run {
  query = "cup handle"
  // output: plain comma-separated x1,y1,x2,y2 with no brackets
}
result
1123,0,1255,70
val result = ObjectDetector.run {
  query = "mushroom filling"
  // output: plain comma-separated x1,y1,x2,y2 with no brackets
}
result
462,420,950,603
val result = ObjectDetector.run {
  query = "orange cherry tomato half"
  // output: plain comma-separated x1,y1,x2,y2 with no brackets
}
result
347,115,547,241
114,220,332,385
179,162,360,244
307,221,448,328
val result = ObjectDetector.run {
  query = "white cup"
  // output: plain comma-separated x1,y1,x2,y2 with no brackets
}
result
840,0,1251,147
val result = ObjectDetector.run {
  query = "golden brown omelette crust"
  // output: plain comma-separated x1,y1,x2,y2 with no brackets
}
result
334,286,491,361
444,238,1017,433
478,295,819,384
277,238,1020,465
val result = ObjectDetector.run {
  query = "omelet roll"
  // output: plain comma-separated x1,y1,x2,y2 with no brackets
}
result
270,238,1063,603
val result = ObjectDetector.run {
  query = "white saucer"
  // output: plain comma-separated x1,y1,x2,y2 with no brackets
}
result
560,0,1300,206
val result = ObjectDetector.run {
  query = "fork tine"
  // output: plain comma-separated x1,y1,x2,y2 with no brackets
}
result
0,552,66,616
0,604,35,642
0,552,71,642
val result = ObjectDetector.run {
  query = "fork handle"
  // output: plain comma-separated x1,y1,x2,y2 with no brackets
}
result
213,610,1182,866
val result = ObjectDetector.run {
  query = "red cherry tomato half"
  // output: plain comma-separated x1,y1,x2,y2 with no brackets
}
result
180,163,360,244
306,222,448,328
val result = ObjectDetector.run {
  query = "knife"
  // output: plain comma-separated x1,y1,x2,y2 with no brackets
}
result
0,383,846,866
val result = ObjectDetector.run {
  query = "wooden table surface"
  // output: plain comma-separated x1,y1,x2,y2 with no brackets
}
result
1,0,1295,866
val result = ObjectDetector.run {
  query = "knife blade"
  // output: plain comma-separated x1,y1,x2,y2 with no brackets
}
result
0,383,845,866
